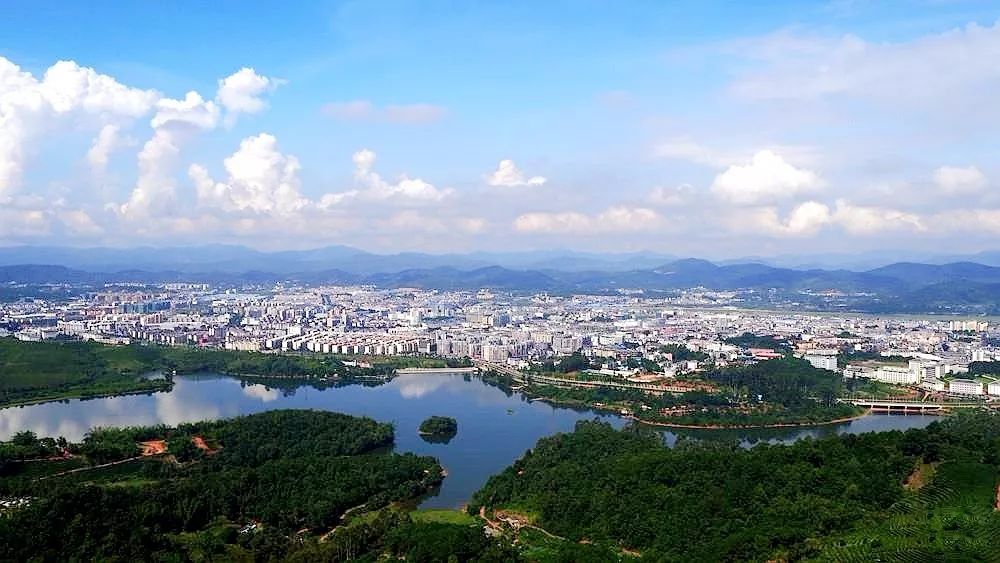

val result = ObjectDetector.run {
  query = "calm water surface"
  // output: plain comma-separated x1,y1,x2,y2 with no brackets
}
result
0,373,940,508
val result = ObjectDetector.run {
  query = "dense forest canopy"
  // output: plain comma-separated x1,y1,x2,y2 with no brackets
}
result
724,332,793,352
702,356,842,407
0,410,444,561
470,412,1000,561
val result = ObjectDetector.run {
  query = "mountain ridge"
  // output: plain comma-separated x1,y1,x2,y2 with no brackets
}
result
3,260,1000,314
4,244,1000,274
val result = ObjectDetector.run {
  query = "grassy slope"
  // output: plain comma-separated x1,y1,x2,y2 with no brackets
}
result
410,508,479,526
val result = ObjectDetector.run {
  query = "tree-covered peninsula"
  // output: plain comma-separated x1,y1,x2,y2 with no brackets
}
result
0,338,394,407
470,412,1000,561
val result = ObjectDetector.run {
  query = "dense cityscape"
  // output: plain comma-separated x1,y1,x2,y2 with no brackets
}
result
4,281,998,398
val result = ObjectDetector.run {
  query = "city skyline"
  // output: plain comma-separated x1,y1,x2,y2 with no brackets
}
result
3,1,1000,256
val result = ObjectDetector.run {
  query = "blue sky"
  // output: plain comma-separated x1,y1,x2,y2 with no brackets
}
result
2,1,1000,256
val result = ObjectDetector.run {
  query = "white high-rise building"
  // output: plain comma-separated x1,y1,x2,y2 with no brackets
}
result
481,344,510,363
971,349,990,362
804,350,838,371
950,320,988,332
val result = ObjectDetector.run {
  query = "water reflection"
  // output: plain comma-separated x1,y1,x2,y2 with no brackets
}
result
241,383,281,402
419,432,457,445
398,377,451,399
0,373,940,508
657,412,943,448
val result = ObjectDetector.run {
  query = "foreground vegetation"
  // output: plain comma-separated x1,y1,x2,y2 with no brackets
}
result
0,410,453,561
0,409,600,561
470,412,1000,561
4,403,1000,560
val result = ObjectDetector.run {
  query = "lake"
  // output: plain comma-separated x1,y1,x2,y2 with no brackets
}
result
0,372,941,508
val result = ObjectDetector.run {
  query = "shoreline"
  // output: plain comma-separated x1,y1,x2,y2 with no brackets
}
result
231,371,384,381
628,409,875,430
0,382,174,410
521,389,882,430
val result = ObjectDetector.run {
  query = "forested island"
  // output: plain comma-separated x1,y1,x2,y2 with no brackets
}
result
0,338,397,408
471,412,1000,561
419,416,458,436
418,416,459,445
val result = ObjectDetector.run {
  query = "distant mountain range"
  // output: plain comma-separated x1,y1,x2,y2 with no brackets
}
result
2,244,999,275
2,254,1000,313
0,245,679,275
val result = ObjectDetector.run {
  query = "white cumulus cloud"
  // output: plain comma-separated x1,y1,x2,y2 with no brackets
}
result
36,60,158,116
217,68,282,123
487,159,546,187
711,150,822,205
191,133,306,215
86,124,120,175
118,130,184,219
150,91,220,130
347,149,452,202
0,56,158,200
730,201,831,238
121,72,280,219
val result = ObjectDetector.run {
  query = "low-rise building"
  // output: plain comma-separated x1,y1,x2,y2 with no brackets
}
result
948,378,982,396
873,365,919,385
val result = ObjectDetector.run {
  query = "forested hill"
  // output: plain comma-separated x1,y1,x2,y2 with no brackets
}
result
470,413,1000,561
0,410,445,561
